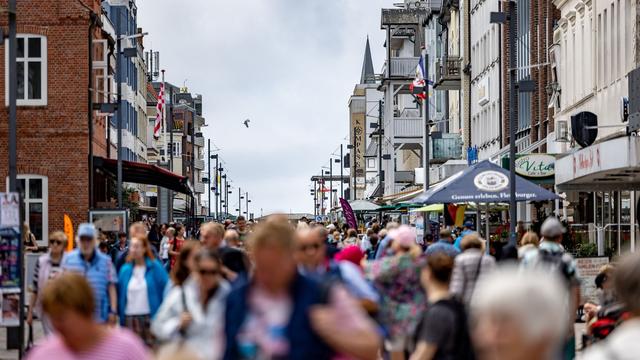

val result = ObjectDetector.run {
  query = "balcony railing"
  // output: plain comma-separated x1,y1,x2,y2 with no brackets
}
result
194,158,205,170
394,117,423,138
388,57,420,78
194,136,204,148
434,56,461,90
432,133,463,162
396,171,415,183
194,181,205,194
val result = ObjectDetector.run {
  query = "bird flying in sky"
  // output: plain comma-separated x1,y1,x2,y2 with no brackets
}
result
243,119,250,128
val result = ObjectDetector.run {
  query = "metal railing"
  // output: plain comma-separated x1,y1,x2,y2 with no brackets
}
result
389,57,420,78
394,117,423,138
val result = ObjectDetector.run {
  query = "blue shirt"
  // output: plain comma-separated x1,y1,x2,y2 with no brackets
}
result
454,229,473,250
425,240,461,258
62,249,117,323
375,235,392,259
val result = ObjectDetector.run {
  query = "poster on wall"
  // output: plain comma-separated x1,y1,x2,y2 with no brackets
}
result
0,228,20,288
412,213,425,245
0,193,20,228
89,210,128,238
576,257,610,303
0,288,20,326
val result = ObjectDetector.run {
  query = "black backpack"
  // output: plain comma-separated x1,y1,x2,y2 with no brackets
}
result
429,299,476,360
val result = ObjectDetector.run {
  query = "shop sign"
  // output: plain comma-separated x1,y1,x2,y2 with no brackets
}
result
572,144,601,178
576,257,609,303
514,154,555,178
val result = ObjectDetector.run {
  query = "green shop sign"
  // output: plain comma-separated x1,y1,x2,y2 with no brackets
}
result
502,154,555,184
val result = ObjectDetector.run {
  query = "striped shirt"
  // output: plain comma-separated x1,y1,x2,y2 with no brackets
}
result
26,328,149,360
449,249,496,307
62,250,117,323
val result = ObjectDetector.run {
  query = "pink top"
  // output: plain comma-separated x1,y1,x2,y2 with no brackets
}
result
26,328,149,360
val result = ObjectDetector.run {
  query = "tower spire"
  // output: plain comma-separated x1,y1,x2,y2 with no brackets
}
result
360,36,375,84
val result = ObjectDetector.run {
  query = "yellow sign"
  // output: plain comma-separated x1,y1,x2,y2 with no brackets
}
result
63,214,74,252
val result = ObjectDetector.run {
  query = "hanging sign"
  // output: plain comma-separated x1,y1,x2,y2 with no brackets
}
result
514,154,555,178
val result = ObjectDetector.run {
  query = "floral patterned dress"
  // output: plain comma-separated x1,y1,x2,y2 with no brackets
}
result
365,253,426,339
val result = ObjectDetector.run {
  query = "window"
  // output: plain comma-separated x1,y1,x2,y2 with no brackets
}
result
6,175,48,244
5,35,47,106
170,141,181,156
367,158,375,169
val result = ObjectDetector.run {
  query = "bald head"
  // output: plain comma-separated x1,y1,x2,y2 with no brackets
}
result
224,229,240,248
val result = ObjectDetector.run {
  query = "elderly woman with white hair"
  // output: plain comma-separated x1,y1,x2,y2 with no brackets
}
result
470,266,570,360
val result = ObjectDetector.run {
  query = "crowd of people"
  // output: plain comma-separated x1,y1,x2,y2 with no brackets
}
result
21,214,640,360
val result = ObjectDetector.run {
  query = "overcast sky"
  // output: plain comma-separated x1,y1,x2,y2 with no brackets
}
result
137,0,397,216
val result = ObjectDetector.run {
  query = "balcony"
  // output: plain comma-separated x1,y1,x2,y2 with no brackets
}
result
434,57,461,90
394,117,423,139
194,136,204,148
396,171,415,183
386,57,420,79
194,181,205,194
194,158,205,170
431,133,463,163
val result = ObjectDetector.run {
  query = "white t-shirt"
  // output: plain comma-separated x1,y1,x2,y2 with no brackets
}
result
125,265,150,316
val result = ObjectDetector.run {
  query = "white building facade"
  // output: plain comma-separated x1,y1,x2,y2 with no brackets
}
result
553,0,640,255
470,0,501,159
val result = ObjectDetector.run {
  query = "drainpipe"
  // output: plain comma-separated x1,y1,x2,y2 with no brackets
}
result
88,11,99,210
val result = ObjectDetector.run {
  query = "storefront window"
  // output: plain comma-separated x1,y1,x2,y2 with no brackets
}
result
5,175,48,244
620,191,632,254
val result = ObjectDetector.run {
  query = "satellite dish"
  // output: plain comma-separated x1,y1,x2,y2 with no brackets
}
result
570,111,598,148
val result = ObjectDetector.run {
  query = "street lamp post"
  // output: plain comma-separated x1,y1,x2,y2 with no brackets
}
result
238,187,242,218
329,160,333,210
340,145,344,199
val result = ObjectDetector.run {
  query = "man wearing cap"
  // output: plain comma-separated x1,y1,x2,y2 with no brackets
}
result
521,216,580,360
453,221,475,250
425,229,461,258
62,223,118,325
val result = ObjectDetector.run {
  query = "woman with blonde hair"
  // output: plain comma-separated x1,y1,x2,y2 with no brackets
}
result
27,231,67,335
518,231,540,259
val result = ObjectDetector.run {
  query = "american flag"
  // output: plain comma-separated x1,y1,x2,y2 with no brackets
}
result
153,83,164,140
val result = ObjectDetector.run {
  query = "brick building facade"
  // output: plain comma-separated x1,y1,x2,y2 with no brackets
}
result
0,0,110,243
501,0,559,153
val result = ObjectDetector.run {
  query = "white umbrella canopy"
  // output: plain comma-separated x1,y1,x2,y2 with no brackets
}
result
348,200,380,212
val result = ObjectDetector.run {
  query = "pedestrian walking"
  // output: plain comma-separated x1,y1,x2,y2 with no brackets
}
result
200,222,250,277
23,222,39,252
374,222,400,259
26,273,149,360
520,217,581,359
159,227,174,270
453,221,474,250
449,233,496,308
411,252,475,360
169,224,186,269
365,225,426,360
360,228,374,253
342,228,358,248
225,218,380,360
62,223,117,325
110,232,129,270
517,231,539,259
27,231,67,335
118,235,168,347
425,228,461,258
583,252,640,359
152,248,230,360
296,227,379,306
223,229,242,249
170,241,202,288
470,266,569,360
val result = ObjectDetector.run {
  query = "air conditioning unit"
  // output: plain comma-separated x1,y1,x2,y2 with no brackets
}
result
555,120,570,142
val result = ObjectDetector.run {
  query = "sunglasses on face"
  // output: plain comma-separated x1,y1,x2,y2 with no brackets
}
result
198,268,220,276
79,237,94,243
49,240,63,246
297,243,322,252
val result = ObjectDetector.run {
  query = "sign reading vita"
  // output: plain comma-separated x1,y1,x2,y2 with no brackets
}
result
514,154,555,178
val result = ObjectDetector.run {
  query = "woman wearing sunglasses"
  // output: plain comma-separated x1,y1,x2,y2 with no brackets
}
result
27,231,67,335
152,248,230,360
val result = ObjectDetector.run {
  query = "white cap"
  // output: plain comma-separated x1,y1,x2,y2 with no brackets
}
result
540,217,565,238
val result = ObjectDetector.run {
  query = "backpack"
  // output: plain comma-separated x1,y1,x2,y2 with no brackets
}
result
535,248,574,284
417,299,475,360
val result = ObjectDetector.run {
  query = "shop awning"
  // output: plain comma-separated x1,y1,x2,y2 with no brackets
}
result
555,136,640,191
412,160,560,204
93,156,193,195
348,200,380,212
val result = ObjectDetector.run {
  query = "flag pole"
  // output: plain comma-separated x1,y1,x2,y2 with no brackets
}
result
161,70,167,163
